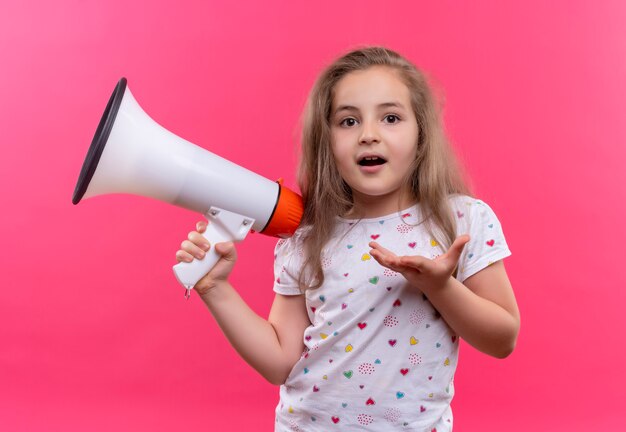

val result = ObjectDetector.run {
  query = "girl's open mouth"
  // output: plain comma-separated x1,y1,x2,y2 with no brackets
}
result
358,156,387,166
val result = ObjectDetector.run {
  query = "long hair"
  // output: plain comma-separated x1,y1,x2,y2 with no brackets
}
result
298,46,470,290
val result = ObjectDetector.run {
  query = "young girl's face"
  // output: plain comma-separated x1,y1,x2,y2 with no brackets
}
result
330,66,419,218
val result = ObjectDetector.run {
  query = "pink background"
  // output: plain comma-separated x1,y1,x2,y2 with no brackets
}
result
2,1,625,430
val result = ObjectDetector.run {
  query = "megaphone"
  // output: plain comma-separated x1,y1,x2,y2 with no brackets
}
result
73,78,303,298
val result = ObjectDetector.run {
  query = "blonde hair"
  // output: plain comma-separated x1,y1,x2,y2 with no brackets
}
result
298,46,470,290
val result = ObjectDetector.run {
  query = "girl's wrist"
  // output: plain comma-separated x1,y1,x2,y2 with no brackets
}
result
420,275,458,300
196,279,231,301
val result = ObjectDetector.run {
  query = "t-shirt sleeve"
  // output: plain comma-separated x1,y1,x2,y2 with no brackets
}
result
453,197,512,283
273,234,305,296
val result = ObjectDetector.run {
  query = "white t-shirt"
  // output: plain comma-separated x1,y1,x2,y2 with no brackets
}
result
272,195,511,431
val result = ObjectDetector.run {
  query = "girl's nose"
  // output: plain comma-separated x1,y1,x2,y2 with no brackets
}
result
359,121,381,145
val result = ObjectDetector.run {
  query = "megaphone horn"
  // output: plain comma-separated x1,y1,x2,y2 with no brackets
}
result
73,78,303,298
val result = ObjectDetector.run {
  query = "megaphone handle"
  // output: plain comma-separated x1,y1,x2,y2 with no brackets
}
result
172,207,254,299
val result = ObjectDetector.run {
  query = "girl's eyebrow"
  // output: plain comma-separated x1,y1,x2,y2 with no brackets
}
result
332,105,359,115
378,101,405,109
333,101,406,115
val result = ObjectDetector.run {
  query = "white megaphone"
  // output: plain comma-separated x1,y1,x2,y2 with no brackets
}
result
73,78,303,298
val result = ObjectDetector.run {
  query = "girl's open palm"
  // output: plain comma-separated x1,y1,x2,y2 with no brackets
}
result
369,235,470,294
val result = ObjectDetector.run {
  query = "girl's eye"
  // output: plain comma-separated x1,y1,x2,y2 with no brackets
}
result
340,118,358,127
384,114,400,124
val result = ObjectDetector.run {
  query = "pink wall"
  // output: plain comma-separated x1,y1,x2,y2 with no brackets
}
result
2,1,625,430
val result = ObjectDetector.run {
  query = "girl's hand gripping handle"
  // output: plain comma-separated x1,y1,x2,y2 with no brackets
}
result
173,207,254,299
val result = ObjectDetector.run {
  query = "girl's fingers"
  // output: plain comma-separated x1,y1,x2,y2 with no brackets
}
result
175,222,211,263
214,241,237,261
369,241,395,257
188,231,211,251
369,243,392,263
369,249,388,265
452,234,470,253
399,255,428,270
370,247,406,272
180,239,208,260
175,249,194,263
196,220,208,233
440,235,470,263
176,221,211,262
369,242,400,265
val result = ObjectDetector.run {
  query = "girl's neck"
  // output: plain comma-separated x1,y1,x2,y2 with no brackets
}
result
343,193,417,219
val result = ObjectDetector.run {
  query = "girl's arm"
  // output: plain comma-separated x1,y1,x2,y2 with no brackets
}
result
200,281,310,385
369,236,520,359
177,222,310,385
423,260,518,358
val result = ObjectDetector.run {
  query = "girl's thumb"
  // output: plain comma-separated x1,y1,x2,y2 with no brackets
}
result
215,241,237,261
449,235,470,259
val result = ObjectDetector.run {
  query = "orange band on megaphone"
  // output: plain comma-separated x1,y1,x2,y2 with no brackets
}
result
261,184,304,238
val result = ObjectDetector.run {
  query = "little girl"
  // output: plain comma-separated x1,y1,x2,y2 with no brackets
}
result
176,47,520,431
